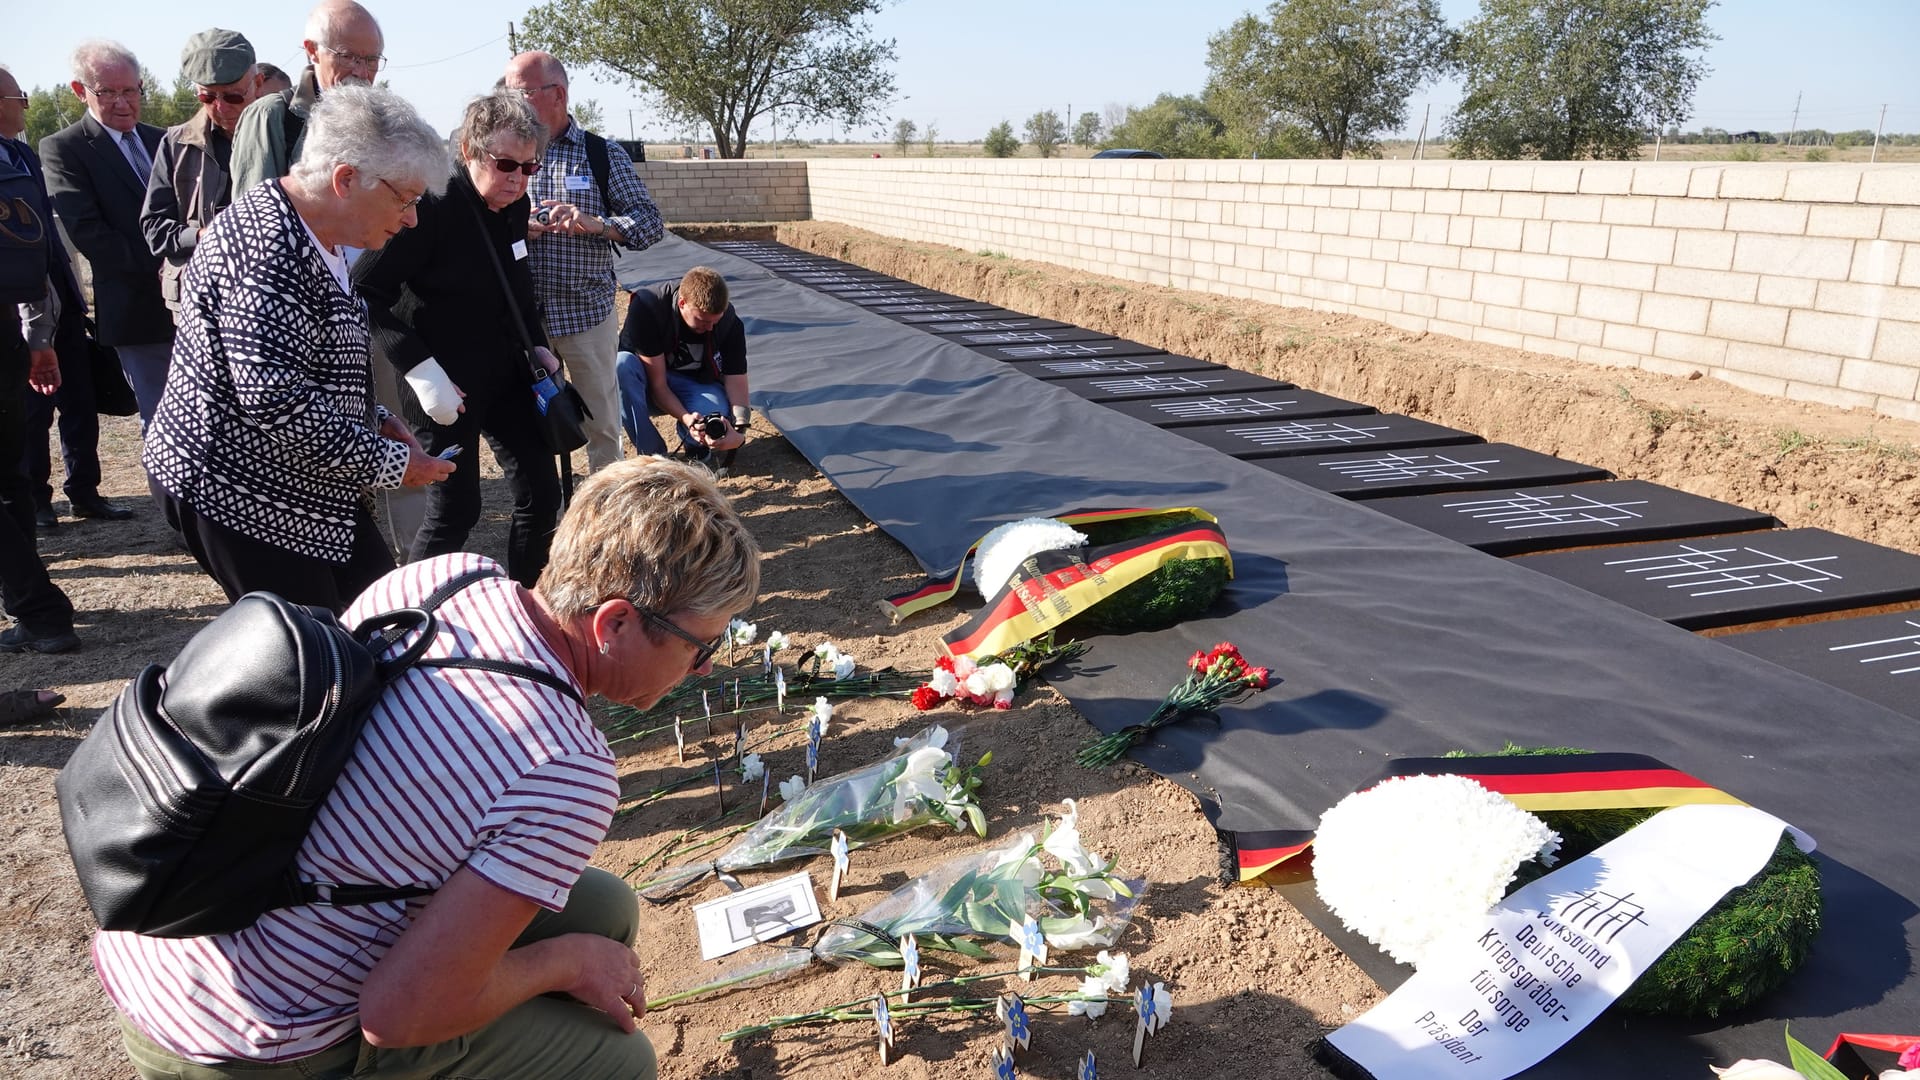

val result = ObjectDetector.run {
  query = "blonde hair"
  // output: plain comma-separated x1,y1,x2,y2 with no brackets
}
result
538,458,760,621
679,266,730,314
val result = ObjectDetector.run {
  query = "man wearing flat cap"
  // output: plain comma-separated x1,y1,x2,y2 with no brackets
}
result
142,29,257,321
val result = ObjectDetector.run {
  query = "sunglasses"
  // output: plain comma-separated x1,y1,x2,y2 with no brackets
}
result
196,88,249,106
640,610,724,670
484,150,542,176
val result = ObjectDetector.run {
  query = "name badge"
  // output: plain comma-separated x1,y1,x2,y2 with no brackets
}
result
511,240,529,260
564,175,592,192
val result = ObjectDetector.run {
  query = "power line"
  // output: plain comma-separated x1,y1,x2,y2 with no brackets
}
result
385,32,511,70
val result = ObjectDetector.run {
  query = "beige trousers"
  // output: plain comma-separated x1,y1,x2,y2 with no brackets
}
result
547,309,625,473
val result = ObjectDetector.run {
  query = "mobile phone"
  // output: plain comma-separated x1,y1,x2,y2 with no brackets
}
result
437,444,463,460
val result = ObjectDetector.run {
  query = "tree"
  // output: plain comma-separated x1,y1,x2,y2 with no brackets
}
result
571,97,606,133
982,120,1020,158
922,120,939,156
1103,94,1231,158
1447,0,1717,161
1024,110,1064,158
1204,0,1452,159
1072,111,1103,147
24,84,82,145
893,117,917,154
521,0,897,159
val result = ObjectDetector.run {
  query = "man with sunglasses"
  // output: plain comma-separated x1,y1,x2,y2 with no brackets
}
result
231,0,385,197
142,29,258,323
503,51,665,477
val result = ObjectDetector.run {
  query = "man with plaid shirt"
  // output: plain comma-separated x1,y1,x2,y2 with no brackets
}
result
503,51,664,473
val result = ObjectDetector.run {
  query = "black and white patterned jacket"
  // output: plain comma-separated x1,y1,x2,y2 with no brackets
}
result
143,179,408,563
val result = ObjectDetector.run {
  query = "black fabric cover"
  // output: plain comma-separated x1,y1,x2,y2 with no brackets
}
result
1049,368,1290,402
621,237,1920,1077
1721,609,1920,719
1013,354,1223,382
1258,442,1611,498
1176,412,1482,459
1369,479,1778,556
1102,388,1374,428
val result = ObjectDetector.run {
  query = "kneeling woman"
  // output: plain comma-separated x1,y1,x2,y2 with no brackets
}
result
96,458,761,1080
355,90,562,585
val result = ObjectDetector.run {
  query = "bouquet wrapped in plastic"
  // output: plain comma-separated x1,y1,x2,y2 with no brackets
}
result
640,725,988,898
815,800,1146,966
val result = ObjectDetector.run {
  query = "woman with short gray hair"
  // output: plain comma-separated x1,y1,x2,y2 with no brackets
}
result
354,90,564,585
142,84,457,612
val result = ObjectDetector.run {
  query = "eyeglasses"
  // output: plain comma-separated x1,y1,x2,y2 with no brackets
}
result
322,45,387,72
639,610,724,671
483,150,542,176
0,94,28,104
89,87,142,103
377,178,423,210
195,87,249,106
509,82,561,99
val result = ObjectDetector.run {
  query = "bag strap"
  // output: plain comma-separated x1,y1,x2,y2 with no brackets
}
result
583,130,617,246
456,185,548,384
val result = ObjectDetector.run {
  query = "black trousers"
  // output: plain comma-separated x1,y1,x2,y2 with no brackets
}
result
0,323,75,634
22,316,102,506
152,476,394,614
406,367,560,588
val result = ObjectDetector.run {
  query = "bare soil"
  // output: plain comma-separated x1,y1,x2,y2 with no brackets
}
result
6,224,1917,1078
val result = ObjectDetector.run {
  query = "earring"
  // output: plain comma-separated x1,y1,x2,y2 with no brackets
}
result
598,640,611,656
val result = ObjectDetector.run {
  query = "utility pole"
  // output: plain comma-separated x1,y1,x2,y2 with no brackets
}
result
1873,104,1887,163
1413,103,1430,160
1786,91,1801,146
508,21,517,53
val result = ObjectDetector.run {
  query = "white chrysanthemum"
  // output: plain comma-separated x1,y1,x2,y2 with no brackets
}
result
765,630,789,651
832,655,857,679
740,753,765,782
1068,975,1110,1018
972,518,1088,600
1312,774,1560,968
779,775,807,803
728,619,757,646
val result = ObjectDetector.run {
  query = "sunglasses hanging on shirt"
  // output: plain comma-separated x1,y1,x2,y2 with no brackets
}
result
484,150,542,176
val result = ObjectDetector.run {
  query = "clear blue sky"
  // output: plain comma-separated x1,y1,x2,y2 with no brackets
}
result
11,0,1918,145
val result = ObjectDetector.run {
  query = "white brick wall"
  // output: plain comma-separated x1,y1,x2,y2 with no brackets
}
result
634,160,810,223
797,159,1920,421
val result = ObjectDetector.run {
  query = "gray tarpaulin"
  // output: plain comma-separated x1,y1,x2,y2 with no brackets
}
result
619,236,1919,1078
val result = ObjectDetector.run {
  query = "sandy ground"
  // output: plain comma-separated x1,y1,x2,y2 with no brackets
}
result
5,224,1918,1078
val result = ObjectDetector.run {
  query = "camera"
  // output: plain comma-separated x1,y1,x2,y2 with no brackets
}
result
692,413,730,440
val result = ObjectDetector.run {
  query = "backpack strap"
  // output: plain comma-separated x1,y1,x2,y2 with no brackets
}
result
583,130,620,249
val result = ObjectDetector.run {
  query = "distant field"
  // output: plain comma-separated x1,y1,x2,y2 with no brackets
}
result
649,140,1920,164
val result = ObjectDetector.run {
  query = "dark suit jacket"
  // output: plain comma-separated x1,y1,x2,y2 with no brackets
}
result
38,112,172,346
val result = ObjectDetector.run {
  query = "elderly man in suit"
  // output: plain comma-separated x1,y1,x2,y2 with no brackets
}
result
40,40,173,450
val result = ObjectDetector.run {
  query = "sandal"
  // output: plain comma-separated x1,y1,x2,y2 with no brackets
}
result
0,689,65,728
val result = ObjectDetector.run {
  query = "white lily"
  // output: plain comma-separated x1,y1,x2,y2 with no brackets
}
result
894,725,949,750
1043,915,1110,949
1068,975,1110,1018
1043,799,1105,877
888,746,955,823
779,774,807,803
740,753,765,782
991,833,1046,890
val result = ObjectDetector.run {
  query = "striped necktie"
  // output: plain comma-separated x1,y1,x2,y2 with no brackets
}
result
121,130,151,184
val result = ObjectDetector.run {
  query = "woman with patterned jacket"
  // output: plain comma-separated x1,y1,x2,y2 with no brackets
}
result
141,85,454,612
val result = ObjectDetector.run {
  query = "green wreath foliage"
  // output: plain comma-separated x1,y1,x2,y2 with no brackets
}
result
1066,512,1229,634
1459,745,1823,1018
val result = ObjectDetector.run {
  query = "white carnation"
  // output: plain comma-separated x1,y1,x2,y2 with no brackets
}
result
778,775,807,803
1068,975,1110,1018
980,663,1016,692
727,619,757,646
1095,950,1130,993
765,630,789,651
963,670,993,698
740,753,765,782
928,669,960,696
832,655,857,679
972,518,1089,600
1312,774,1560,968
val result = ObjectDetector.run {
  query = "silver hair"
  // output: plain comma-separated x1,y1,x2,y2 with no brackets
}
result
287,84,450,199
456,90,549,164
70,40,140,88
304,0,383,50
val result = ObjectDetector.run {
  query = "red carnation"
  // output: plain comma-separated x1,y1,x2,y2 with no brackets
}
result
934,656,957,673
911,686,944,711
1245,666,1271,690
1188,649,1209,671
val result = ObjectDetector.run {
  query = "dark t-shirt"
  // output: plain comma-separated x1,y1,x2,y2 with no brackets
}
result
618,282,747,384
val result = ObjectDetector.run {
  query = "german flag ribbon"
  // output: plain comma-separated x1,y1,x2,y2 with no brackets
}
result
941,519,1232,661
1231,752,1742,884
880,507,1221,624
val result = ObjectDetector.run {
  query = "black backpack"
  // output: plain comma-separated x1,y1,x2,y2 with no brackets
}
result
55,568,581,938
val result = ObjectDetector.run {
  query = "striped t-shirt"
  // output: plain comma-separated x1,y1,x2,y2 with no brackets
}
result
92,554,620,1063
